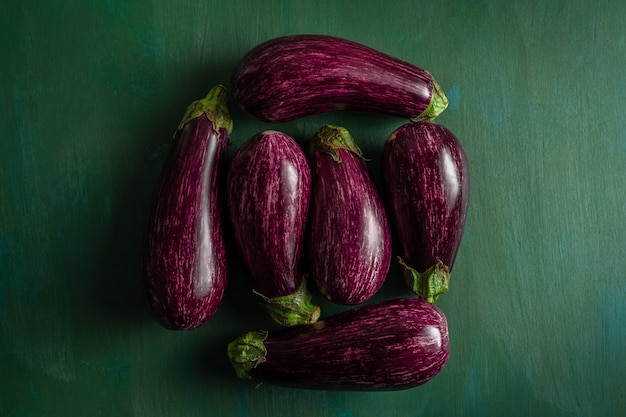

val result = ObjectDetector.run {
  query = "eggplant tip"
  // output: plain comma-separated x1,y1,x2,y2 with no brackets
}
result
227,330,268,380
253,279,321,326
398,257,450,303
412,75,448,122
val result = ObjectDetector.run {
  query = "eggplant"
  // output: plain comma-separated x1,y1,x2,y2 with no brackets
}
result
381,121,469,301
142,85,231,330
232,34,448,123
226,130,320,326
308,125,391,305
227,297,449,391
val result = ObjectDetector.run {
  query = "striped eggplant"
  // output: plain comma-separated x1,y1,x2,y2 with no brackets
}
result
142,85,231,330
308,125,391,305
226,130,320,326
381,121,469,301
232,34,448,123
227,297,449,391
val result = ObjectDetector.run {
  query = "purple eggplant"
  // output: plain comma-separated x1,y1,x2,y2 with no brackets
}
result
142,85,231,330
381,121,469,301
232,34,448,123
226,130,320,326
308,125,391,305
227,297,449,391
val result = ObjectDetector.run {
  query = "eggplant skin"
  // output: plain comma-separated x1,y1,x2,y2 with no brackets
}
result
143,86,231,330
232,34,448,123
382,121,470,275
226,131,320,326
228,298,449,391
226,131,310,297
308,126,392,305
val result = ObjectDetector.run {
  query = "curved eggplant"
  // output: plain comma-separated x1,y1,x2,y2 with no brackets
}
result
308,125,391,305
232,34,448,123
226,130,319,326
381,121,469,301
227,297,449,391
143,85,231,330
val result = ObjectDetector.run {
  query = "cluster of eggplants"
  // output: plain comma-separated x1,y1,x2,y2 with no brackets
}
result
226,130,320,326
224,35,469,392
142,34,468,391
225,124,391,317
142,85,231,330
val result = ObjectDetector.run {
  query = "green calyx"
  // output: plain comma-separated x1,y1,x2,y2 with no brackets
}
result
398,257,450,303
227,330,268,380
177,84,233,135
411,73,448,122
253,277,321,327
310,125,364,163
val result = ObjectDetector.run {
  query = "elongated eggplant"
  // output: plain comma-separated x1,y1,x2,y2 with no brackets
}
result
308,125,391,305
381,121,469,301
143,85,231,330
226,130,319,326
228,297,449,391
232,34,448,123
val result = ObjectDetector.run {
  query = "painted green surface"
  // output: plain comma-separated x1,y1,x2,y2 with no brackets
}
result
1,0,625,415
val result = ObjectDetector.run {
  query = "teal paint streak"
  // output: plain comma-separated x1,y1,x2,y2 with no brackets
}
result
279,0,289,27
131,83,150,98
457,0,473,12
235,385,250,417
237,401,250,417
100,0,131,20
462,344,492,414
446,84,461,110
604,285,626,365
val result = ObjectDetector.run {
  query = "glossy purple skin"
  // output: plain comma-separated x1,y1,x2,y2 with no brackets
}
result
232,34,435,122
382,121,470,273
226,131,311,298
143,115,228,330
250,298,449,391
309,148,392,305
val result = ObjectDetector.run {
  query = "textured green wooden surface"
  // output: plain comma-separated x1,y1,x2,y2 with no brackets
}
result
2,1,625,416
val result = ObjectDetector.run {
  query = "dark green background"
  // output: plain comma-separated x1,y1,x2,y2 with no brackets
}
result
2,1,624,415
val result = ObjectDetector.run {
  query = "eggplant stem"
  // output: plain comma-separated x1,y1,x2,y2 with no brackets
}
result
177,84,233,135
227,330,268,380
309,125,364,163
253,277,321,326
397,257,450,303
411,74,448,122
